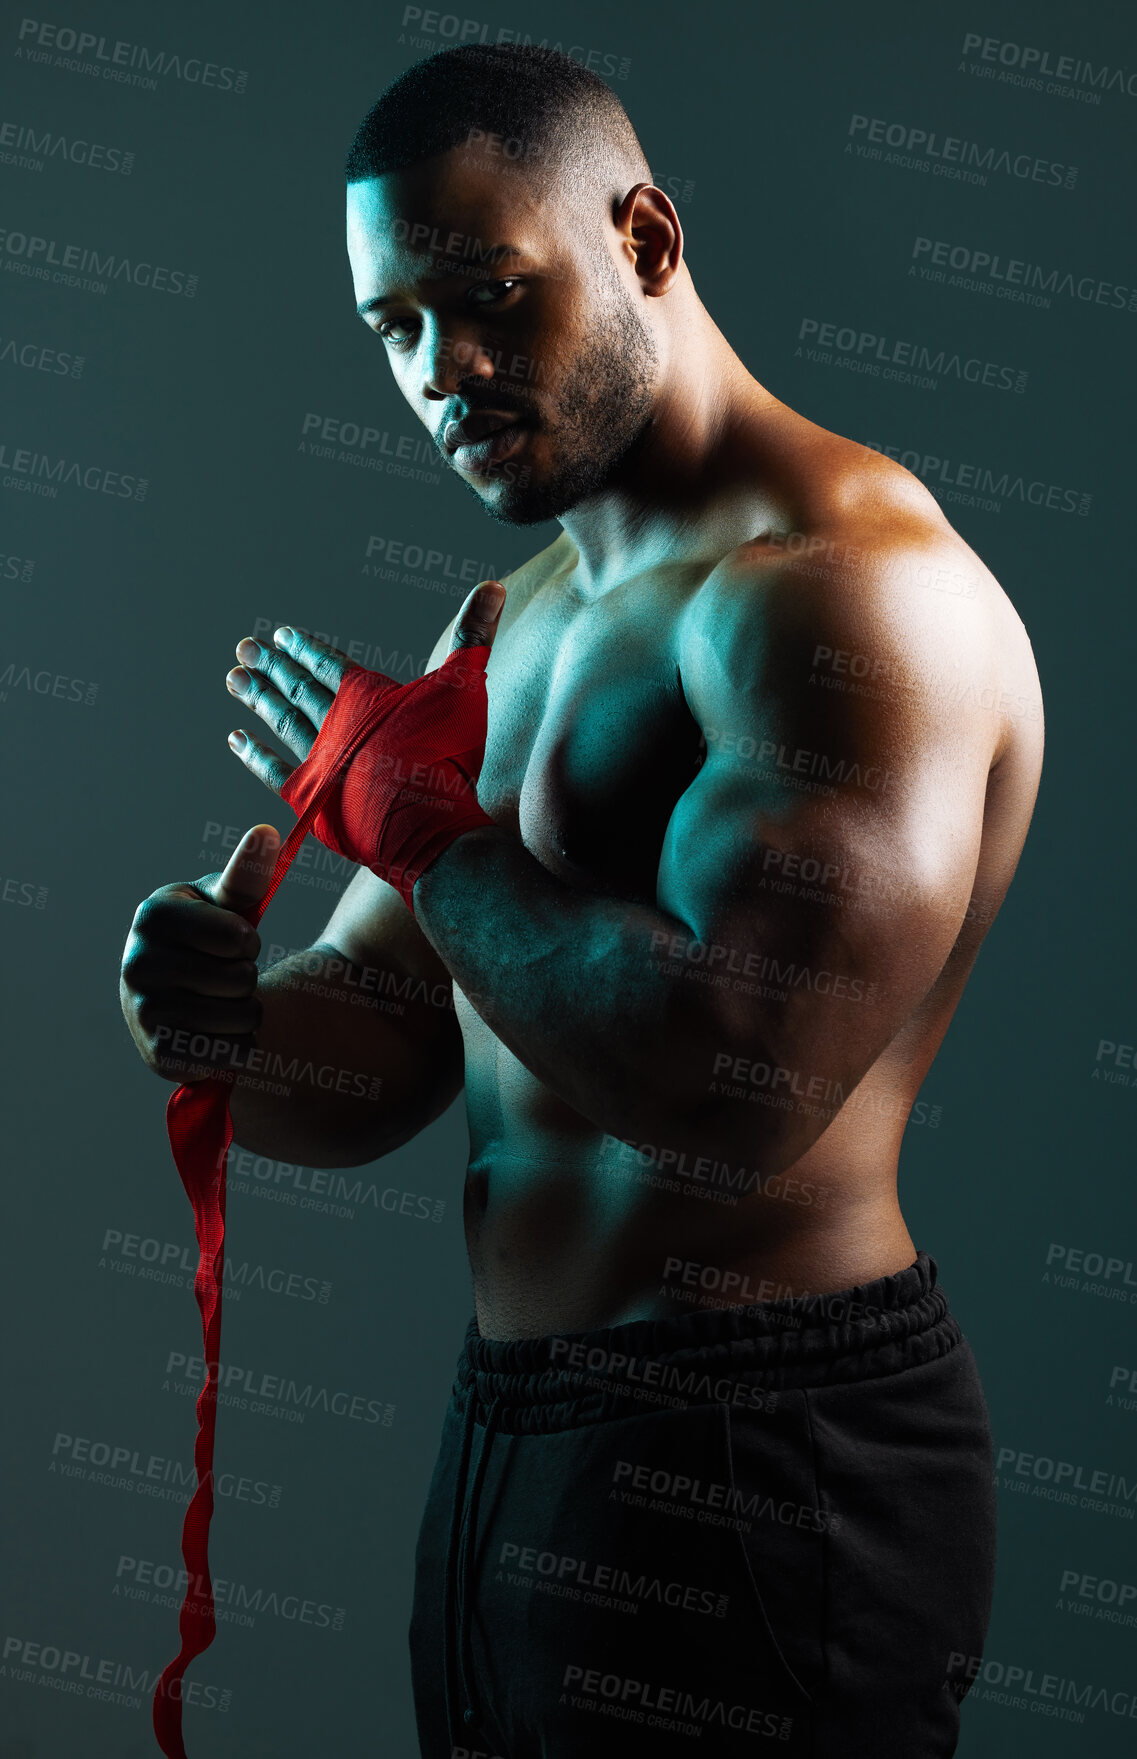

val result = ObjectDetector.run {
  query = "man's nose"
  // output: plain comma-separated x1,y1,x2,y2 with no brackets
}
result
421,329,498,401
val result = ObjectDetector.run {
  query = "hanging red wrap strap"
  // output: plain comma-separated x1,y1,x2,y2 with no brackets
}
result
151,796,322,1756
151,837,297,1753
152,645,494,1755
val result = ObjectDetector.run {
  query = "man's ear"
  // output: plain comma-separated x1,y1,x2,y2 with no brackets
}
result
613,182,684,296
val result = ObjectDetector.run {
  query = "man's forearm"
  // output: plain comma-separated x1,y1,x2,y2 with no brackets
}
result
413,826,756,1150
228,946,463,1166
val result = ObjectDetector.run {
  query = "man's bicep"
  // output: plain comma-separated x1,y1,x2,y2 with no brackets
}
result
655,736,983,1094
658,549,1001,1088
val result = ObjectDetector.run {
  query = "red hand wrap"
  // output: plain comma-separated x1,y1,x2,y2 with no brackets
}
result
153,643,492,1755
279,642,496,911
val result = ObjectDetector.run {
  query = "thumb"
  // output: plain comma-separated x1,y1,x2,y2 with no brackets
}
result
448,580,505,657
208,823,281,914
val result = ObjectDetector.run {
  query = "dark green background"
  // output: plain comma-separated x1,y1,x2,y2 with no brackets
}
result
3,0,1135,1751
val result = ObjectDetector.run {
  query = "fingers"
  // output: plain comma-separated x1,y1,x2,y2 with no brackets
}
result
127,947,259,1000
226,648,321,761
225,627,357,772
447,581,506,657
269,626,356,693
211,823,280,914
129,884,260,960
226,729,297,796
121,879,265,1072
143,989,264,1078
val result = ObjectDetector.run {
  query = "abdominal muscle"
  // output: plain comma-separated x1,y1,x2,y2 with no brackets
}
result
454,983,942,1341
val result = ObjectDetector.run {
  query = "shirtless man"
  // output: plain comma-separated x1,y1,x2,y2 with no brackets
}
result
120,43,1043,1758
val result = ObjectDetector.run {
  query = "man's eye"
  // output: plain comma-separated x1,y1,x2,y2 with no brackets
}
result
468,278,522,307
377,317,419,346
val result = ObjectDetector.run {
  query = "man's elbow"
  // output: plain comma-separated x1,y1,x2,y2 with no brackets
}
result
587,1034,827,1175
229,1077,462,1169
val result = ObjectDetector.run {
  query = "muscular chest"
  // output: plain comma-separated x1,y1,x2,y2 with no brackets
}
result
476,586,705,901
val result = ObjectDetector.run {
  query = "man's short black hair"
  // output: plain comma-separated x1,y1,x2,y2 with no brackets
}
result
344,43,650,199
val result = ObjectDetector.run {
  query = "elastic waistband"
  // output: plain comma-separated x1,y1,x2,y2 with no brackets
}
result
456,1251,962,1432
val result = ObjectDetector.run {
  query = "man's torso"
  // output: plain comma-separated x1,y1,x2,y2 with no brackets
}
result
387,412,1041,1336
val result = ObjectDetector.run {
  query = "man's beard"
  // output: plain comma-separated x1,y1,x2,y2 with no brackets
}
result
447,257,659,526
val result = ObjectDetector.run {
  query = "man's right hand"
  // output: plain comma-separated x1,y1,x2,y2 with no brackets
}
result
119,824,280,1081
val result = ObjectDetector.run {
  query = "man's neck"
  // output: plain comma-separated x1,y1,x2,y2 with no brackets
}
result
557,299,786,592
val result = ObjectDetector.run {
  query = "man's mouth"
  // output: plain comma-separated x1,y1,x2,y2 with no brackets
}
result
442,410,530,475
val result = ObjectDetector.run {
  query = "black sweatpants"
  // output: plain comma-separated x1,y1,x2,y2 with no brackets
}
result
409,1251,996,1756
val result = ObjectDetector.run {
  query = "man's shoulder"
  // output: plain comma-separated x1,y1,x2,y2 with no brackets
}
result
680,425,1040,754
687,419,1013,656
711,425,983,605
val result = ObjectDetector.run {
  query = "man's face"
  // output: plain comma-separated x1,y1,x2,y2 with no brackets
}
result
346,146,658,523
